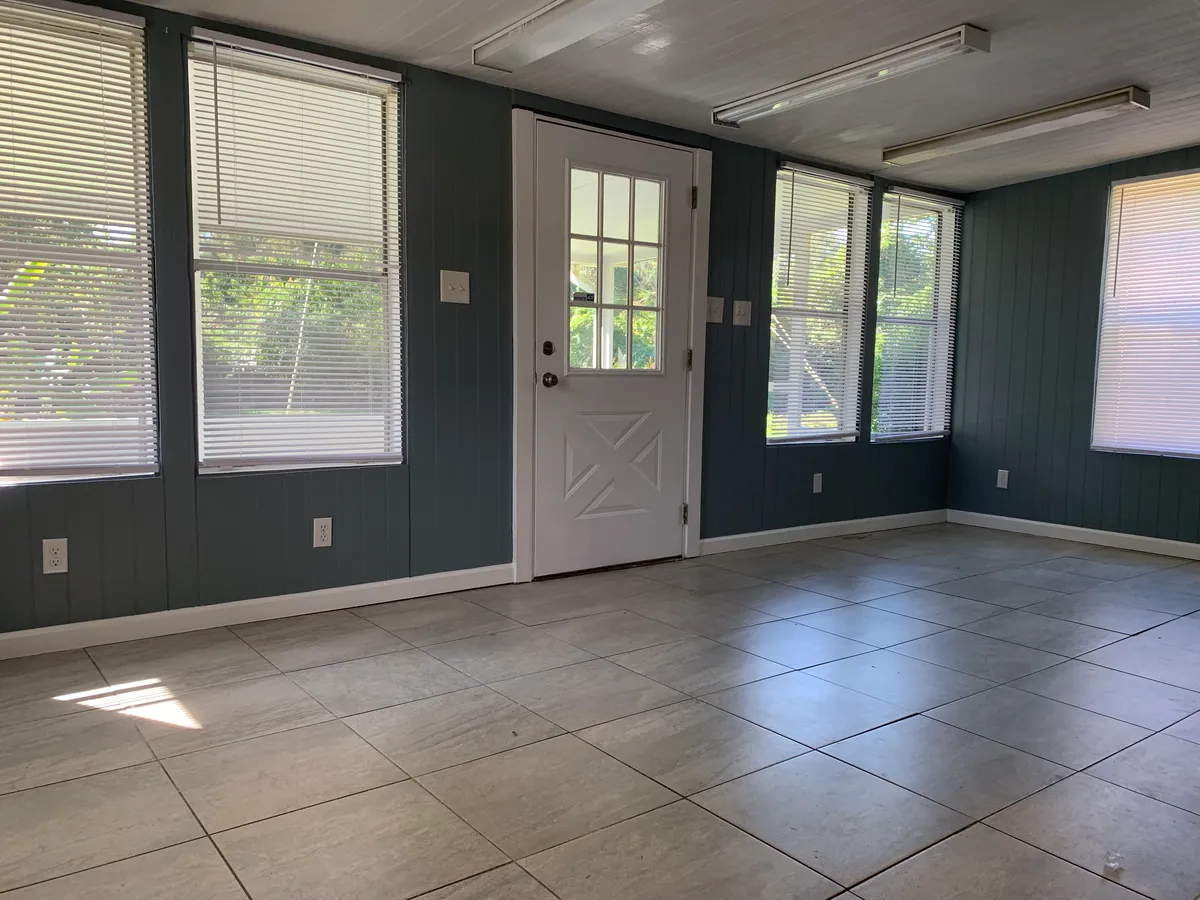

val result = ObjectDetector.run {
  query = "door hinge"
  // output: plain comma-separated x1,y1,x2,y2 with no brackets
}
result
691,186,698,209
686,348,693,371
681,503,689,524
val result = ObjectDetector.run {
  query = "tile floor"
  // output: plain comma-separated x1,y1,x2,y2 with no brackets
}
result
2,524,1200,899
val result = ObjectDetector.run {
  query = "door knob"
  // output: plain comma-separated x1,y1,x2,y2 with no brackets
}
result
541,372,559,388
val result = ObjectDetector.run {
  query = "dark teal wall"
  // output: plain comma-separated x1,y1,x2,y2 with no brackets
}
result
951,144,1200,544
0,1,949,634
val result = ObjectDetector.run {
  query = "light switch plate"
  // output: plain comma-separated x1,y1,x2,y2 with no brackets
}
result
706,296,724,323
812,473,823,494
440,270,470,304
733,300,752,327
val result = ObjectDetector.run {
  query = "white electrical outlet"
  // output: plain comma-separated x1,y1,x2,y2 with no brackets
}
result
732,300,752,327
813,472,823,494
439,269,470,304
997,469,1010,489
706,296,725,323
313,517,332,548
42,538,68,574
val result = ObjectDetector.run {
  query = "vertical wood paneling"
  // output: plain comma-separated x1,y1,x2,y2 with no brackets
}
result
952,146,1200,545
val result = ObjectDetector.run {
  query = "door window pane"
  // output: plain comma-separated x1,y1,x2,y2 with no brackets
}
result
601,308,629,369
634,179,661,243
631,310,658,369
570,168,599,236
602,242,630,305
603,173,631,240
570,239,598,303
570,307,597,368
632,245,659,307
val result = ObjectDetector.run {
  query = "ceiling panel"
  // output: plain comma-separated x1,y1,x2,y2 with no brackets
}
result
148,0,1200,190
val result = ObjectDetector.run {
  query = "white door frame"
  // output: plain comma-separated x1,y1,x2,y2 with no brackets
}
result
512,110,712,583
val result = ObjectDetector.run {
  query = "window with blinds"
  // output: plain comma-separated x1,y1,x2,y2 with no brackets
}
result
1093,171,1200,458
768,167,872,443
872,191,961,441
0,3,155,482
188,41,402,471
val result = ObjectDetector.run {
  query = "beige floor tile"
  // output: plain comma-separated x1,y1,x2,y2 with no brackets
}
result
0,763,202,892
1087,733,1200,815
625,591,778,638
1020,595,1176,635
464,573,657,625
865,589,1006,627
826,716,1070,818
578,699,806,794
927,686,1150,769
717,621,875,669
792,606,946,647
694,754,968,886
345,685,561,775
930,576,1062,608
989,564,1108,595
904,553,1012,577
1143,615,1200,652
838,559,963,588
540,610,692,656
804,650,995,712
712,583,852,618
134,674,332,758
0,651,107,727
231,610,409,671
353,596,522,646
0,708,152,794
87,628,275,692
418,735,675,858
163,720,402,831
610,637,788,695
1075,580,1200,616
288,649,477,716
423,630,595,683
523,800,840,900
216,781,505,900
962,610,1123,656
784,572,909,603
490,660,686,731
1010,660,1200,730
855,824,1141,900
1037,556,1152,581
703,671,910,746
891,630,1066,682
1,840,246,900
709,552,836,583
420,865,557,900
1167,710,1200,743
988,774,1200,900
639,564,772,595
1081,633,1200,692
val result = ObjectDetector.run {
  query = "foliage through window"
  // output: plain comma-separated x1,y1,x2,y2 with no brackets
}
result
0,3,155,482
767,167,871,442
872,192,961,440
1093,171,1200,458
188,41,402,470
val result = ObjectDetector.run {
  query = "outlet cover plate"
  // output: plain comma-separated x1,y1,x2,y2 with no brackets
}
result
997,469,1009,489
42,538,68,574
313,517,333,548
813,473,823,494
706,296,724,323
732,300,752,327
440,269,470,304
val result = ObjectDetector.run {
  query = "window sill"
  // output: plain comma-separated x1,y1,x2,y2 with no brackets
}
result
870,432,949,445
198,458,407,476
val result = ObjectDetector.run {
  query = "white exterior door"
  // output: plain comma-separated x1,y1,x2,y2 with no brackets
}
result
532,121,696,577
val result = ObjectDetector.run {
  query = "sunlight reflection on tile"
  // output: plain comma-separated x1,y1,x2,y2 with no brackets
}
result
54,679,200,730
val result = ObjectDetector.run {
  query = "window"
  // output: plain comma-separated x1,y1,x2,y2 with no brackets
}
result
0,3,155,482
768,166,871,442
872,191,961,440
188,41,402,471
567,168,663,370
1093,171,1200,458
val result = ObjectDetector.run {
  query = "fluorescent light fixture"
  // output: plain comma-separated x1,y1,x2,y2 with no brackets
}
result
883,86,1151,165
473,0,663,73
712,24,989,126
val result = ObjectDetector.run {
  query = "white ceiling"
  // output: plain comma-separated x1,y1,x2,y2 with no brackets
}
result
150,0,1200,191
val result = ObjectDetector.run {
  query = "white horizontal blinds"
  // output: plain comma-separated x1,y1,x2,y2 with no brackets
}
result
872,192,961,440
768,167,871,442
1093,171,1200,458
188,41,402,470
0,2,155,481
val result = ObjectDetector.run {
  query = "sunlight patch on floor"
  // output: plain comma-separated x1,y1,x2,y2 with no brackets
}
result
54,678,202,729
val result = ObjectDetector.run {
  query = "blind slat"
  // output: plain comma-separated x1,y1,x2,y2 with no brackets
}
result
768,168,871,442
0,2,156,482
188,41,403,470
1093,171,1200,458
873,192,961,440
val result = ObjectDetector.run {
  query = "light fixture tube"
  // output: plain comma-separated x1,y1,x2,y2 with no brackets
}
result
882,86,1151,165
712,24,989,126
473,0,663,73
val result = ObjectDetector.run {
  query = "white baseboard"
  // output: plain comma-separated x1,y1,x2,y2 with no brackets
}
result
947,510,1200,561
697,510,949,556
0,563,515,660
